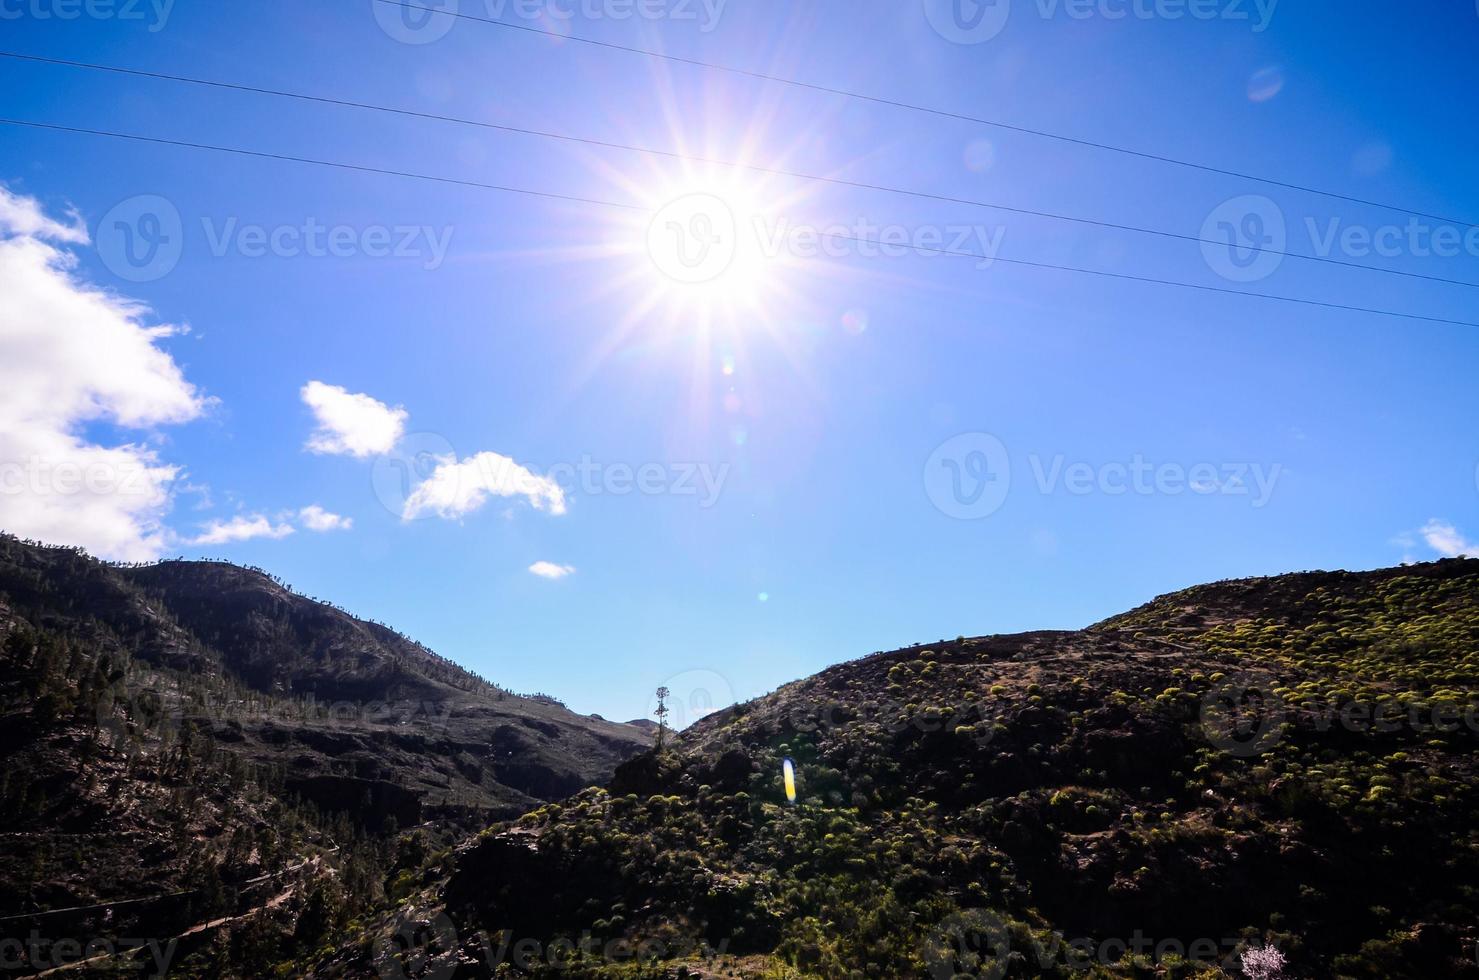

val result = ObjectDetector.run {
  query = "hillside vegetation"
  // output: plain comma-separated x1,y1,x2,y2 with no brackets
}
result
0,534,649,975
338,560,1479,979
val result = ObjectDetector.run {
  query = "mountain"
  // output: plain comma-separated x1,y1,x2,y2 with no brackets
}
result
0,533,649,973
329,559,1479,979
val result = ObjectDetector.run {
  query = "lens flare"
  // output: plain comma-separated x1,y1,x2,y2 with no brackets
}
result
782,757,797,804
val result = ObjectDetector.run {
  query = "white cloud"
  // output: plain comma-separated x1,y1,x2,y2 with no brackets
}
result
1420,520,1479,559
190,515,295,546
528,561,575,579
401,451,566,520
301,381,407,458
0,183,205,561
299,504,353,532
0,184,87,244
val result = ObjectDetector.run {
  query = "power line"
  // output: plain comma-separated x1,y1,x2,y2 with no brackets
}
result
0,117,644,212
3,116,1475,328
6,50,1474,292
369,0,1477,231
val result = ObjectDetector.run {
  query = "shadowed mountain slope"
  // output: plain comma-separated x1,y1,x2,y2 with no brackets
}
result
0,534,650,938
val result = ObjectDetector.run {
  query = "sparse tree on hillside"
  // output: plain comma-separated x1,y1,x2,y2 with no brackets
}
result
654,686,670,749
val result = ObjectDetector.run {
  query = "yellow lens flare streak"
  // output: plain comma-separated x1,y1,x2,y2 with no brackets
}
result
782,757,797,804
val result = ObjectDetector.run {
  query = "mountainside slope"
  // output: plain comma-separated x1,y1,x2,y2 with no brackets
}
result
341,559,1479,979
0,534,650,935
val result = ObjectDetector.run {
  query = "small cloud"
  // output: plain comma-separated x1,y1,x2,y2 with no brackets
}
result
190,515,294,545
528,561,575,580
1247,65,1285,103
299,504,353,532
301,381,407,458
402,451,566,520
1420,519,1479,559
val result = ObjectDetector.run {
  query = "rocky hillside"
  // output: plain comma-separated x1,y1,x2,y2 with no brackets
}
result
336,559,1479,979
0,534,650,973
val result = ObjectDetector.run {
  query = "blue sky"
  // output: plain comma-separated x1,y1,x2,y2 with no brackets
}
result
1,1,1477,724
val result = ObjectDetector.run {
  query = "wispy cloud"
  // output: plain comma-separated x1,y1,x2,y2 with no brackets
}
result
529,561,575,579
299,504,353,532
0,184,87,244
190,515,295,545
1420,519,1479,558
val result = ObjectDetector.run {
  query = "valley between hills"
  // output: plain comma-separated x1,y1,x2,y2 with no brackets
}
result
2,533,1476,978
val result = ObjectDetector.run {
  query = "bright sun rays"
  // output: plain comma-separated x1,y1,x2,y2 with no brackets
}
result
553,63,853,350
500,65,924,445
607,161,811,337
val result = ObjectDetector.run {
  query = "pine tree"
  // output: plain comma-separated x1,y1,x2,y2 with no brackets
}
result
654,686,670,749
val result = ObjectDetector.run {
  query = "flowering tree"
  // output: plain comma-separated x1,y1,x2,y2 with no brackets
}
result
1241,945,1286,980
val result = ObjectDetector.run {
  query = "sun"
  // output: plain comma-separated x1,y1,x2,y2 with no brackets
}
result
644,183,769,311
626,170,796,327
513,75,879,417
